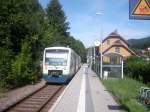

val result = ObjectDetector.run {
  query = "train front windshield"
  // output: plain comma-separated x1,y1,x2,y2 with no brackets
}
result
45,49,68,66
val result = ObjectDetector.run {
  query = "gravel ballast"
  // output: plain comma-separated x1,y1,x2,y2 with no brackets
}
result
0,80,46,112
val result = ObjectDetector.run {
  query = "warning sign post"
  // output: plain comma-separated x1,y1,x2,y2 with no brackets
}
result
129,0,150,20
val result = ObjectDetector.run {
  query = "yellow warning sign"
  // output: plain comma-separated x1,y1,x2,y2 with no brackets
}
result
132,0,150,15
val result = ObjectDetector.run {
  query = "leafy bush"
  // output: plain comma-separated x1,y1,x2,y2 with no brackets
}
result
126,56,150,83
11,42,38,87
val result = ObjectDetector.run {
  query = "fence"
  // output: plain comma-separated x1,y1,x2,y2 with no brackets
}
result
92,60,123,79
102,64,123,78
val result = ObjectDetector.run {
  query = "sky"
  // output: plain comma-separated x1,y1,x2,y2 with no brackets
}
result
39,0,150,47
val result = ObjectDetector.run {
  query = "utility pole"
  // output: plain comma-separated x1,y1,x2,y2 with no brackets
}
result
96,12,103,79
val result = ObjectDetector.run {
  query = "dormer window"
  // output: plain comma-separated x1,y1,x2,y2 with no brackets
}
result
107,40,110,45
115,47,120,53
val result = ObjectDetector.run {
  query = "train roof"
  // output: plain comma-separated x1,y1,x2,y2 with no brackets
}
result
44,47,80,57
45,47,71,50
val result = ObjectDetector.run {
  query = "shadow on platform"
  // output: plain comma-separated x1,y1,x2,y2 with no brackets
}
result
108,105,124,111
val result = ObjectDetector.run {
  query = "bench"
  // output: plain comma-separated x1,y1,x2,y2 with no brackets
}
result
139,87,150,105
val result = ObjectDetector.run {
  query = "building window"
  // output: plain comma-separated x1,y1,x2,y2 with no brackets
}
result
107,40,110,45
115,47,120,53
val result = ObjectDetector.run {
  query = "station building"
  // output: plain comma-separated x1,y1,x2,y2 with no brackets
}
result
99,30,136,64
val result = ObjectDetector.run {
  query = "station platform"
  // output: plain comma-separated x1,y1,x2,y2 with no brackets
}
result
49,64,122,112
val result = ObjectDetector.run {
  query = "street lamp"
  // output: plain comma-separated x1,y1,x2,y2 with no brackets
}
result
96,12,103,79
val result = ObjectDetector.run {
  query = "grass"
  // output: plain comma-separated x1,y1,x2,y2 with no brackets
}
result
102,77,147,112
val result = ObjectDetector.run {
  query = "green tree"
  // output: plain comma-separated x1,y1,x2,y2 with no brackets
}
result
45,0,86,61
0,47,13,88
67,37,86,62
11,41,34,87
46,0,69,36
0,0,47,88
0,0,86,89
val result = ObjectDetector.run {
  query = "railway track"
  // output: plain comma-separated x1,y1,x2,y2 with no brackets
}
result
5,85,65,112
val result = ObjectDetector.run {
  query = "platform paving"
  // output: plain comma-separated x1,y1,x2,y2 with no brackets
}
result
49,66,84,112
86,68,121,112
49,64,122,112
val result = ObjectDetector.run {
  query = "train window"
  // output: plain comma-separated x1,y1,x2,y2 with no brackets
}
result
46,49,68,53
45,58,67,66
45,49,69,66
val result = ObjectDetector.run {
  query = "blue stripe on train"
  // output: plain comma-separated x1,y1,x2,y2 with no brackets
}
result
42,75,72,83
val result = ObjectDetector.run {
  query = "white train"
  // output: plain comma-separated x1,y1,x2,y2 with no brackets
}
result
42,47,81,83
